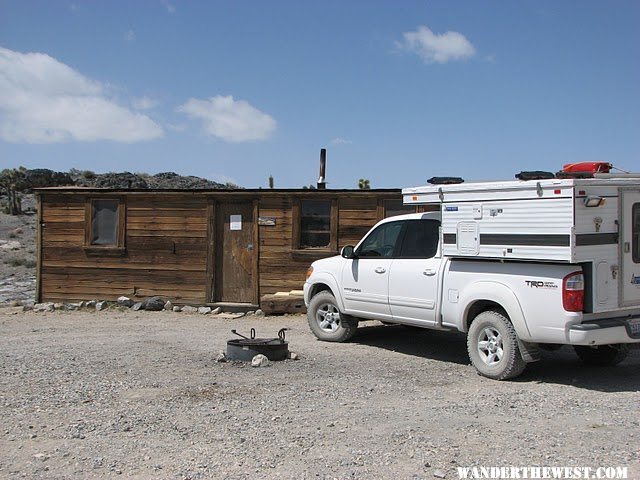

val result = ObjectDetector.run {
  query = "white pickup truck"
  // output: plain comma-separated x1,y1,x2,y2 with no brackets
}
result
303,175,640,379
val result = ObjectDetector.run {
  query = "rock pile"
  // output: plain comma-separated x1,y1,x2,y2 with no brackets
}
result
12,296,265,318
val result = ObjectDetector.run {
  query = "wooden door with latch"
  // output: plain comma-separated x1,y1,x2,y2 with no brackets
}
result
215,202,257,303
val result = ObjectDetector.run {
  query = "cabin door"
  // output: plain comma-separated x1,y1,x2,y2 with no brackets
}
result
215,202,257,304
620,189,640,307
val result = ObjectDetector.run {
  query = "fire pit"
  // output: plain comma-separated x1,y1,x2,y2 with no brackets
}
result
226,328,290,361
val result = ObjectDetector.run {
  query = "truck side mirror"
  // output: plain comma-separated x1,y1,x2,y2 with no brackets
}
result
341,245,356,259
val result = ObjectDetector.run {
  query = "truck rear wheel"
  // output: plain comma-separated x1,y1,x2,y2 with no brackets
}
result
307,291,358,342
467,310,527,380
574,344,629,366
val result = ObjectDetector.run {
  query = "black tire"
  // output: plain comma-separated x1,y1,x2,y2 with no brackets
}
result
467,310,527,380
574,344,630,366
307,291,358,342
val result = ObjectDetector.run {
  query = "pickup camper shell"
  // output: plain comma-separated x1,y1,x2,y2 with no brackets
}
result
403,175,640,313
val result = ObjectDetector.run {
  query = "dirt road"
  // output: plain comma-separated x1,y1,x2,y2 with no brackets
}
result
1,310,638,479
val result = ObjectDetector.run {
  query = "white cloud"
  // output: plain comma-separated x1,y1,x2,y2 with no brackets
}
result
177,95,276,143
166,123,187,132
330,137,352,145
124,29,136,42
0,46,163,143
132,96,159,110
397,25,475,64
161,0,176,13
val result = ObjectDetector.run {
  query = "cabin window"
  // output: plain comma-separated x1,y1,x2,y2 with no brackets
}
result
633,203,639,263
300,200,332,248
85,198,125,251
292,198,337,255
383,199,417,218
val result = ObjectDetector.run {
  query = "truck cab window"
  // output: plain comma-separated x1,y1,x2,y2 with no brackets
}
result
398,220,440,259
357,221,403,258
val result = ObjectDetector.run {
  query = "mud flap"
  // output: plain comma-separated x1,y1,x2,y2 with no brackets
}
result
518,340,541,363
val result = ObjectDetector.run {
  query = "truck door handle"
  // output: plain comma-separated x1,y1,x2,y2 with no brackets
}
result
624,242,630,253
423,269,437,276
374,267,386,274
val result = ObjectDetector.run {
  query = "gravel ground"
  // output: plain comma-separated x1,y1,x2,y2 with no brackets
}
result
0,195,37,306
0,309,638,479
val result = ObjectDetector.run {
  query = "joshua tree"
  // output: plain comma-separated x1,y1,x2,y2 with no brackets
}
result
358,178,371,189
268,175,274,189
0,167,26,215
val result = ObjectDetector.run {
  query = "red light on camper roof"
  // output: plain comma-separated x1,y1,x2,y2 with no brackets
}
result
578,190,586,196
554,189,561,194
412,196,418,201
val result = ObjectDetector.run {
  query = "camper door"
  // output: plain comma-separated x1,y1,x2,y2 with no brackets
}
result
621,189,640,306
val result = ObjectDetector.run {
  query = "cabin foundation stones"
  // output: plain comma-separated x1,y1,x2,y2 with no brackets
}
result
22,295,272,318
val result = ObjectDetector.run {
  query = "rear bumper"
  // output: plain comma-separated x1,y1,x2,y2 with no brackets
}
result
569,316,640,345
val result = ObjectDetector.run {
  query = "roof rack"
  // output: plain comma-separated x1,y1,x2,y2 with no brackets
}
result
555,170,594,179
515,171,555,181
427,177,464,185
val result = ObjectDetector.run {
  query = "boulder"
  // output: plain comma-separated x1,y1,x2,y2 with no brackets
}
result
288,351,300,361
172,306,182,312
131,302,144,311
0,240,21,251
181,306,198,314
141,296,165,311
34,302,55,312
215,352,227,363
251,354,271,368
117,296,134,307
198,306,212,315
164,301,173,311
95,301,108,311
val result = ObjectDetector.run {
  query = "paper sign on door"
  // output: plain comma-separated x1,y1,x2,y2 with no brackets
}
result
230,215,242,231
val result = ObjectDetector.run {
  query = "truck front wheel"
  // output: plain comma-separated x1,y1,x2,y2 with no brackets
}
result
307,291,358,342
467,310,527,380
574,344,629,366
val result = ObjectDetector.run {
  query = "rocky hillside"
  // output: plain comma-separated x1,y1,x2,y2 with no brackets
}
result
1,167,238,194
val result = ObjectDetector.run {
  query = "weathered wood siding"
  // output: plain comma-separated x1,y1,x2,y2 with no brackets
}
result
337,197,380,246
38,190,404,305
41,194,208,303
257,195,384,296
258,196,300,295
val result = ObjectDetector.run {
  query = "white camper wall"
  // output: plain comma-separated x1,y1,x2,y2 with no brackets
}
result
440,196,574,261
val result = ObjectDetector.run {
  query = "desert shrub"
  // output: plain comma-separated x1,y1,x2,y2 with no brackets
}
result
4,257,36,268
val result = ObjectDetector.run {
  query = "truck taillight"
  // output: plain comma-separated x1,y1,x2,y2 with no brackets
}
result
562,271,584,312
306,266,314,280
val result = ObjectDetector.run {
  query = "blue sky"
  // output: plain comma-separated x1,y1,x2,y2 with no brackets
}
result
1,1,638,189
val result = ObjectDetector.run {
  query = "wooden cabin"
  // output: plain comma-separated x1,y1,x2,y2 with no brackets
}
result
34,188,430,309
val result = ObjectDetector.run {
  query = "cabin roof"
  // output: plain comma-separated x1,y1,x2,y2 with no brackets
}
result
34,187,402,195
